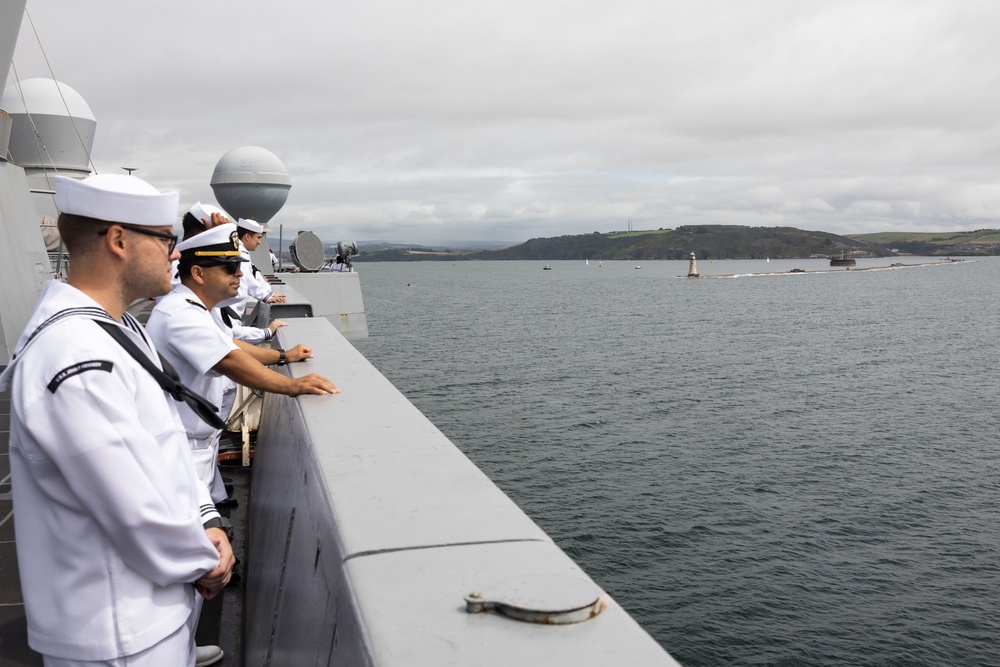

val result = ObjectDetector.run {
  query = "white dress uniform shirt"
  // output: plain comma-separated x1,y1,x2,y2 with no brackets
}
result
232,239,274,319
0,280,221,661
215,302,272,345
146,285,238,502
210,307,241,423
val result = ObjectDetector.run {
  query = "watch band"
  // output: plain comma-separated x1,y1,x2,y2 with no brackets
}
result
203,517,225,531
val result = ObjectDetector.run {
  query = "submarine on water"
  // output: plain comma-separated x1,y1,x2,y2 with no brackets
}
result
0,3,681,663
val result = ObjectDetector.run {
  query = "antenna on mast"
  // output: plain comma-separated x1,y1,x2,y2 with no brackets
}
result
121,133,138,175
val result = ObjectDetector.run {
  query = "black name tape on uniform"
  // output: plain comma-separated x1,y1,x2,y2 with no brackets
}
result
47,360,114,393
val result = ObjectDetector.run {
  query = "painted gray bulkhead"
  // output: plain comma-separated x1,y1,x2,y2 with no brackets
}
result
248,314,681,665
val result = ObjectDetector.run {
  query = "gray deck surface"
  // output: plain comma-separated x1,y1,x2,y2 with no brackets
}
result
0,384,248,666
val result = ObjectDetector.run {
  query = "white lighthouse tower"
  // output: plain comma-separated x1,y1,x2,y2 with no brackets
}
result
687,252,700,278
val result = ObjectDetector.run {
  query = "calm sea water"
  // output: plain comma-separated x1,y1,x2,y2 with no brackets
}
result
353,257,1000,667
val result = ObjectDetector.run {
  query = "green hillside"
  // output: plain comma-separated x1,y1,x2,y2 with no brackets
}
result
849,229,1000,255
357,225,891,262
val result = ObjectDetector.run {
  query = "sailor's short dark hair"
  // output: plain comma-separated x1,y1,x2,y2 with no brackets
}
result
56,213,113,255
181,212,205,240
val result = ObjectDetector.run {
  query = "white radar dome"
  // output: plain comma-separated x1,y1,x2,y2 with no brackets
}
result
210,146,291,227
1,78,95,171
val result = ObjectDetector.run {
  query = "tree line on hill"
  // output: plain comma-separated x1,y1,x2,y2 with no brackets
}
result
353,225,1000,262
352,225,871,262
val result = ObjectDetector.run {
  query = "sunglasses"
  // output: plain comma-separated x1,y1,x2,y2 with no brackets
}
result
199,262,242,275
98,224,178,254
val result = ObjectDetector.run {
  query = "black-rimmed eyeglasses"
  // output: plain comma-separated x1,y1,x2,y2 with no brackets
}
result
99,224,178,254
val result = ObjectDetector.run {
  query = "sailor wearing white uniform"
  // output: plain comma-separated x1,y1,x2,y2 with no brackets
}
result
148,225,244,504
233,217,286,320
1,174,234,666
147,225,340,503
216,294,287,345
170,201,232,288
180,208,285,344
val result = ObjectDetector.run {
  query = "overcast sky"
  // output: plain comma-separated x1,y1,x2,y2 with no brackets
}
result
8,0,1000,246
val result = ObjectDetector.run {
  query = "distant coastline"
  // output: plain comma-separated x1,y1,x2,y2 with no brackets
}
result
352,225,1000,262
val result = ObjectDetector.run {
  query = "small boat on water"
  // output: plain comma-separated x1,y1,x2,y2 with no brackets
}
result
543,265,552,270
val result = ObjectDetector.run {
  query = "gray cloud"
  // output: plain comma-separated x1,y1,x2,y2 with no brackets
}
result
9,0,1000,245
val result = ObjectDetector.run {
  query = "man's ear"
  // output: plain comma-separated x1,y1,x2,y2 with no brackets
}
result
103,224,129,259
190,264,206,286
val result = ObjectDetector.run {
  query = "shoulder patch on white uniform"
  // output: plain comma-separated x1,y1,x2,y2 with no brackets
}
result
47,360,114,393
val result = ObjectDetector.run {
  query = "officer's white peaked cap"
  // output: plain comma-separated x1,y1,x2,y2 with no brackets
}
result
55,174,178,227
237,218,263,234
188,202,230,228
176,222,242,263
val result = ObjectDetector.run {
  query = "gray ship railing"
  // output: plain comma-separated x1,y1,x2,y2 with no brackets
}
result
246,312,681,665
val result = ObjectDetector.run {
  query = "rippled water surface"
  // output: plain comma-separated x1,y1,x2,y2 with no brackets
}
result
353,257,1000,666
